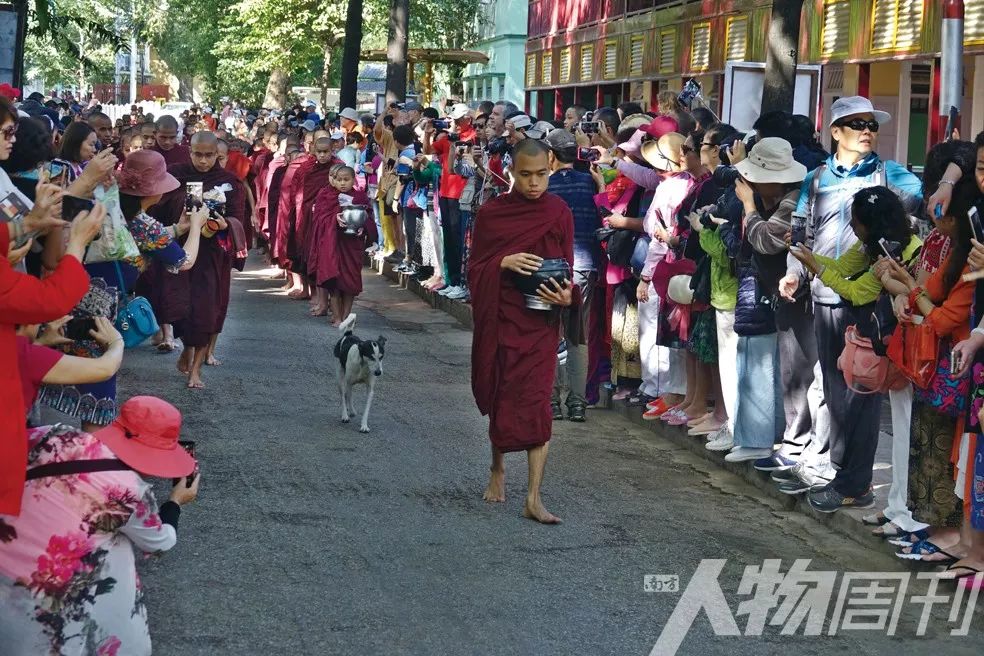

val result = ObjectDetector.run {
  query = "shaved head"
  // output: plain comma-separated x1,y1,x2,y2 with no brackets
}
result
191,131,219,147
156,115,179,131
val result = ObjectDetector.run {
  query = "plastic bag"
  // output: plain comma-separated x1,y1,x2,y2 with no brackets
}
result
84,183,141,264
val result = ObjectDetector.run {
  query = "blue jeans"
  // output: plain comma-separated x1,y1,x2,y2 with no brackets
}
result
733,332,784,449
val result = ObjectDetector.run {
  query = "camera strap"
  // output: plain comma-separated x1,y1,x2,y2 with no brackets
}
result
26,458,133,481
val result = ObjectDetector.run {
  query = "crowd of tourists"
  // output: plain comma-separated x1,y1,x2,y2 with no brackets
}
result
2,80,984,652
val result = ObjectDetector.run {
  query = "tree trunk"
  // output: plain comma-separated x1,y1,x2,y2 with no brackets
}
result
385,0,409,105
339,0,363,109
760,0,804,116
263,68,290,109
320,39,335,112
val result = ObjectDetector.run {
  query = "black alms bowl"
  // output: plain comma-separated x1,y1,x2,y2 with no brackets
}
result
511,257,571,309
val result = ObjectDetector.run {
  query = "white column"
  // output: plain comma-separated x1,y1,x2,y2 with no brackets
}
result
895,61,911,167
972,56,984,139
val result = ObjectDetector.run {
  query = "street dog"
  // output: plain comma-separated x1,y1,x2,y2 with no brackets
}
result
333,314,386,433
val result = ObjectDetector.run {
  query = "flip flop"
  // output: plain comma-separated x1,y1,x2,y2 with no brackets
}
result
938,564,982,582
872,522,912,538
887,529,932,547
895,539,959,565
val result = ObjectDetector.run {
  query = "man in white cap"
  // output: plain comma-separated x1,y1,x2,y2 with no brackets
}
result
339,107,359,135
776,96,922,513
423,102,477,299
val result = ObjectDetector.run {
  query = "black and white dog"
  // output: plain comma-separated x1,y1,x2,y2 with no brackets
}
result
333,314,386,433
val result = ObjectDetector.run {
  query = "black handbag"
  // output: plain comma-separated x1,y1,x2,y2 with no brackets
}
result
596,227,646,268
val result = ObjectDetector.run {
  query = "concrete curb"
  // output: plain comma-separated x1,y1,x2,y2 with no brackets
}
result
367,259,896,556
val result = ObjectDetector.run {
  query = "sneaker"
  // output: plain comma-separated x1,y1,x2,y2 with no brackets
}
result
753,453,797,472
770,465,801,483
705,428,734,451
437,285,456,296
567,402,586,423
551,398,564,421
446,286,469,300
384,251,405,264
724,447,773,463
808,484,875,513
776,478,814,495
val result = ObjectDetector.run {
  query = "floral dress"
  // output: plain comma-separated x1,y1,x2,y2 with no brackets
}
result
0,425,175,656
38,200,187,426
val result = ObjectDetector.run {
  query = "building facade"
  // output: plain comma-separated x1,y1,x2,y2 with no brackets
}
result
525,0,984,168
463,0,529,107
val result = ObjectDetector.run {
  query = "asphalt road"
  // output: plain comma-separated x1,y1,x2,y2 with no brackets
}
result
120,255,983,656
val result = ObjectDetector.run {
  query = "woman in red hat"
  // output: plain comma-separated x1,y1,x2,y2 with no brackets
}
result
0,396,200,655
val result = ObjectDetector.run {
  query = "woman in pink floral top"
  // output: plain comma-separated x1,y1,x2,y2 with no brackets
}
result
0,397,198,656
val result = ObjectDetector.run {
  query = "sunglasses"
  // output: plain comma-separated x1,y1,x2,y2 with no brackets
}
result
1,123,18,141
836,118,879,133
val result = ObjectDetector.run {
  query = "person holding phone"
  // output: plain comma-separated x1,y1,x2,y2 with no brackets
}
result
0,396,200,655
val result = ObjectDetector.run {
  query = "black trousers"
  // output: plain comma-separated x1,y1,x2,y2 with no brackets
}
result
814,304,883,496
439,197,462,286
402,207,422,263
777,297,818,452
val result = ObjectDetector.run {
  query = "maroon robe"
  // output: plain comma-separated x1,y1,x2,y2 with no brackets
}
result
152,143,191,167
274,153,314,269
292,160,334,274
251,148,274,241
308,186,376,293
260,155,288,255
157,163,246,348
467,191,574,453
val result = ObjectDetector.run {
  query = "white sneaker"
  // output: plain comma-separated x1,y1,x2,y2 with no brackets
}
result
437,285,456,296
447,286,469,300
724,447,772,463
705,428,734,451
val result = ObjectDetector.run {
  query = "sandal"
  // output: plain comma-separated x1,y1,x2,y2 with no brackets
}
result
626,393,655,407
611,388,633,402
872,522,911,538
887,529,932,548
862,512,890,526
895,539,959,565
938,563,983,582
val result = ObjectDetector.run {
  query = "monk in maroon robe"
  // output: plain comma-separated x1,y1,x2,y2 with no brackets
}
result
160,131,246,388
467,139,575,524
251,134,277,251
260,147,294,268
151,115,191,167
294,138,338,315
275,148,315,297
308,165,376,324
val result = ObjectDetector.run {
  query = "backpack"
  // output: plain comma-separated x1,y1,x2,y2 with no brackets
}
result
838,324,907,394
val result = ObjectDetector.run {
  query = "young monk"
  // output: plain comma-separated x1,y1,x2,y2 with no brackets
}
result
295,137,338,316
275,137,315,299
468,138,575,525
309,165,376,325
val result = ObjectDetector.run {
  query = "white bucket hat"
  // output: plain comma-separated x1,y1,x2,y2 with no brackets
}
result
733,137,808,184
339,107,359,122
829,96,891,127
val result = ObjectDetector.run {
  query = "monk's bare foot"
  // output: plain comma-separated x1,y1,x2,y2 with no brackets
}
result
206,354,222,366
330,320,341,328
177,351,191,375
483,468,505,503
187,375,205,389
150,329,164,346
310,306,328,317
523,497,561,524
287,289,309,300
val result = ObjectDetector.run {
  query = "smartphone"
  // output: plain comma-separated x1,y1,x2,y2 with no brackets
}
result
968,206,984,243
0,191,31,223
455,144,468,156
577,147,600,162
951,347,962,377
790,211,807,246
61,195,95,222
64,317,96,341
186,181,204,204
878,237,897,260
172,440,197,486
578,121,600,134
46,161,68,188
432,119,451,131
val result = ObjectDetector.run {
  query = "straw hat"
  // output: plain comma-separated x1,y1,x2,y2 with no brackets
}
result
640,132,686,171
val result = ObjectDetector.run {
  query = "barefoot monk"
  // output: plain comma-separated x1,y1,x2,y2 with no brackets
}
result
467,138,575,524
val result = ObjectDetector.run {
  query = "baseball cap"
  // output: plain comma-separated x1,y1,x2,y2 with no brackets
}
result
447,103,471,120
506,113,533,131
300,119,317,132
305,100,316,108
526,121,555,140
544,128,576,152
339,107,359,122
829,96,890,127
403,100,423,111
330,130,345,140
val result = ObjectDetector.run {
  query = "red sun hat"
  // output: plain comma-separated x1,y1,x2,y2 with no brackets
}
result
93,396,196,478
116,150,181,198
641,115,679,140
